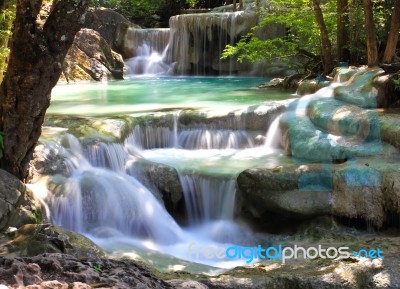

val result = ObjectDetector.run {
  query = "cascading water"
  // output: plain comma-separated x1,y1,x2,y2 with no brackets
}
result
30,77,296,271
124,11,257,76
167,11,257,75
124,28,172,75
179,175,236,224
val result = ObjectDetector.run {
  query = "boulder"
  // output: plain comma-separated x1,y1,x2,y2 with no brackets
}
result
0,170,44,232
1,224,106,258
126,160,183,212
61,29,125,82
237,155,400,227
83,8,137,57
236,163,333,219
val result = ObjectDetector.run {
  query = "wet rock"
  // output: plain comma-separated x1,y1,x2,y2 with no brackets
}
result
0,170,44,232
61,29,125,82
127,160,183,212
1,224,106,259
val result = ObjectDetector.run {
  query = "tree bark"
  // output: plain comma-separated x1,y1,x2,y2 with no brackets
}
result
233,0,236,11
0,0,89,180
312,0,334,74
362,0,378,67
239,0,243,10
337,0,350,63
382,1,400,64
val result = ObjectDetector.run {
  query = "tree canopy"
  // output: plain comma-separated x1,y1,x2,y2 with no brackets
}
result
222,0,400,74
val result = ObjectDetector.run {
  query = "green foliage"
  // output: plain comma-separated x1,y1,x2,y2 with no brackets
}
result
0,0,16,80
223,0,399,70
392,79,400,90
89,0,183,23
221,0,337,72
92,264,103,272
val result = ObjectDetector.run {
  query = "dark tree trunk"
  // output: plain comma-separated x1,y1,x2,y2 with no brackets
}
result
337,0,350,63
312,0,334,74
233,0,236,11
382,1,400,64
0,0,89,180
362,0,378,67
239,0,243,10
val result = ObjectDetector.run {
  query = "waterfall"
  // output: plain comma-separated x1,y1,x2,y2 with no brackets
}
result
45,134,184,245
264,114,282,149
179,129,255,149
124,28,172,75
124,11,257,76
179,174,236,225
168,11,257,75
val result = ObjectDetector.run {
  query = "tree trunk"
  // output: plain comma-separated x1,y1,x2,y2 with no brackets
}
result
233,0,236,11
337,0,350,63
382,1,400,64
239,0,243,10
0,0,89,180
311,0,334,74
362,0,378,67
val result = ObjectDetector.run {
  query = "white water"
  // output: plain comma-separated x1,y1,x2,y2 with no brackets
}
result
124,11,257,76
36,113,284,270
124,28,172,75
264,114,283,149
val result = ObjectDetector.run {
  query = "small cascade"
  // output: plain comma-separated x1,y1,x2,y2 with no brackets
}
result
179,129,255,149
168,11,257,75
124,28,172,75
45,135,184,244
126,124,257,150
85,142,128,171
264,114,282,149
179,174,236,225
126,124,177,149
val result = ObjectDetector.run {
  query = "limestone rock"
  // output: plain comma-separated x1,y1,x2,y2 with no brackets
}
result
237,163,333,219
0,170,44,232
61,29,125,82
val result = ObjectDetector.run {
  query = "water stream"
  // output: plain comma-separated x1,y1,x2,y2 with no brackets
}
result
31,77,295,272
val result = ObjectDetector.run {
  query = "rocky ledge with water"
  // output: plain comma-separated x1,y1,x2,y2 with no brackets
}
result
1,67,400,288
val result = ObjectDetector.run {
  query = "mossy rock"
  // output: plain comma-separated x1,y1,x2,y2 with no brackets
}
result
3,224,106,258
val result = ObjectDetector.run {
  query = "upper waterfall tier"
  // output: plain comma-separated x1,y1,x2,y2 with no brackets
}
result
168,11,257,75
123,28,170,58
123,11,258,76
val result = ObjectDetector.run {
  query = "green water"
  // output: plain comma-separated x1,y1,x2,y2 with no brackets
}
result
50,77,294,115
